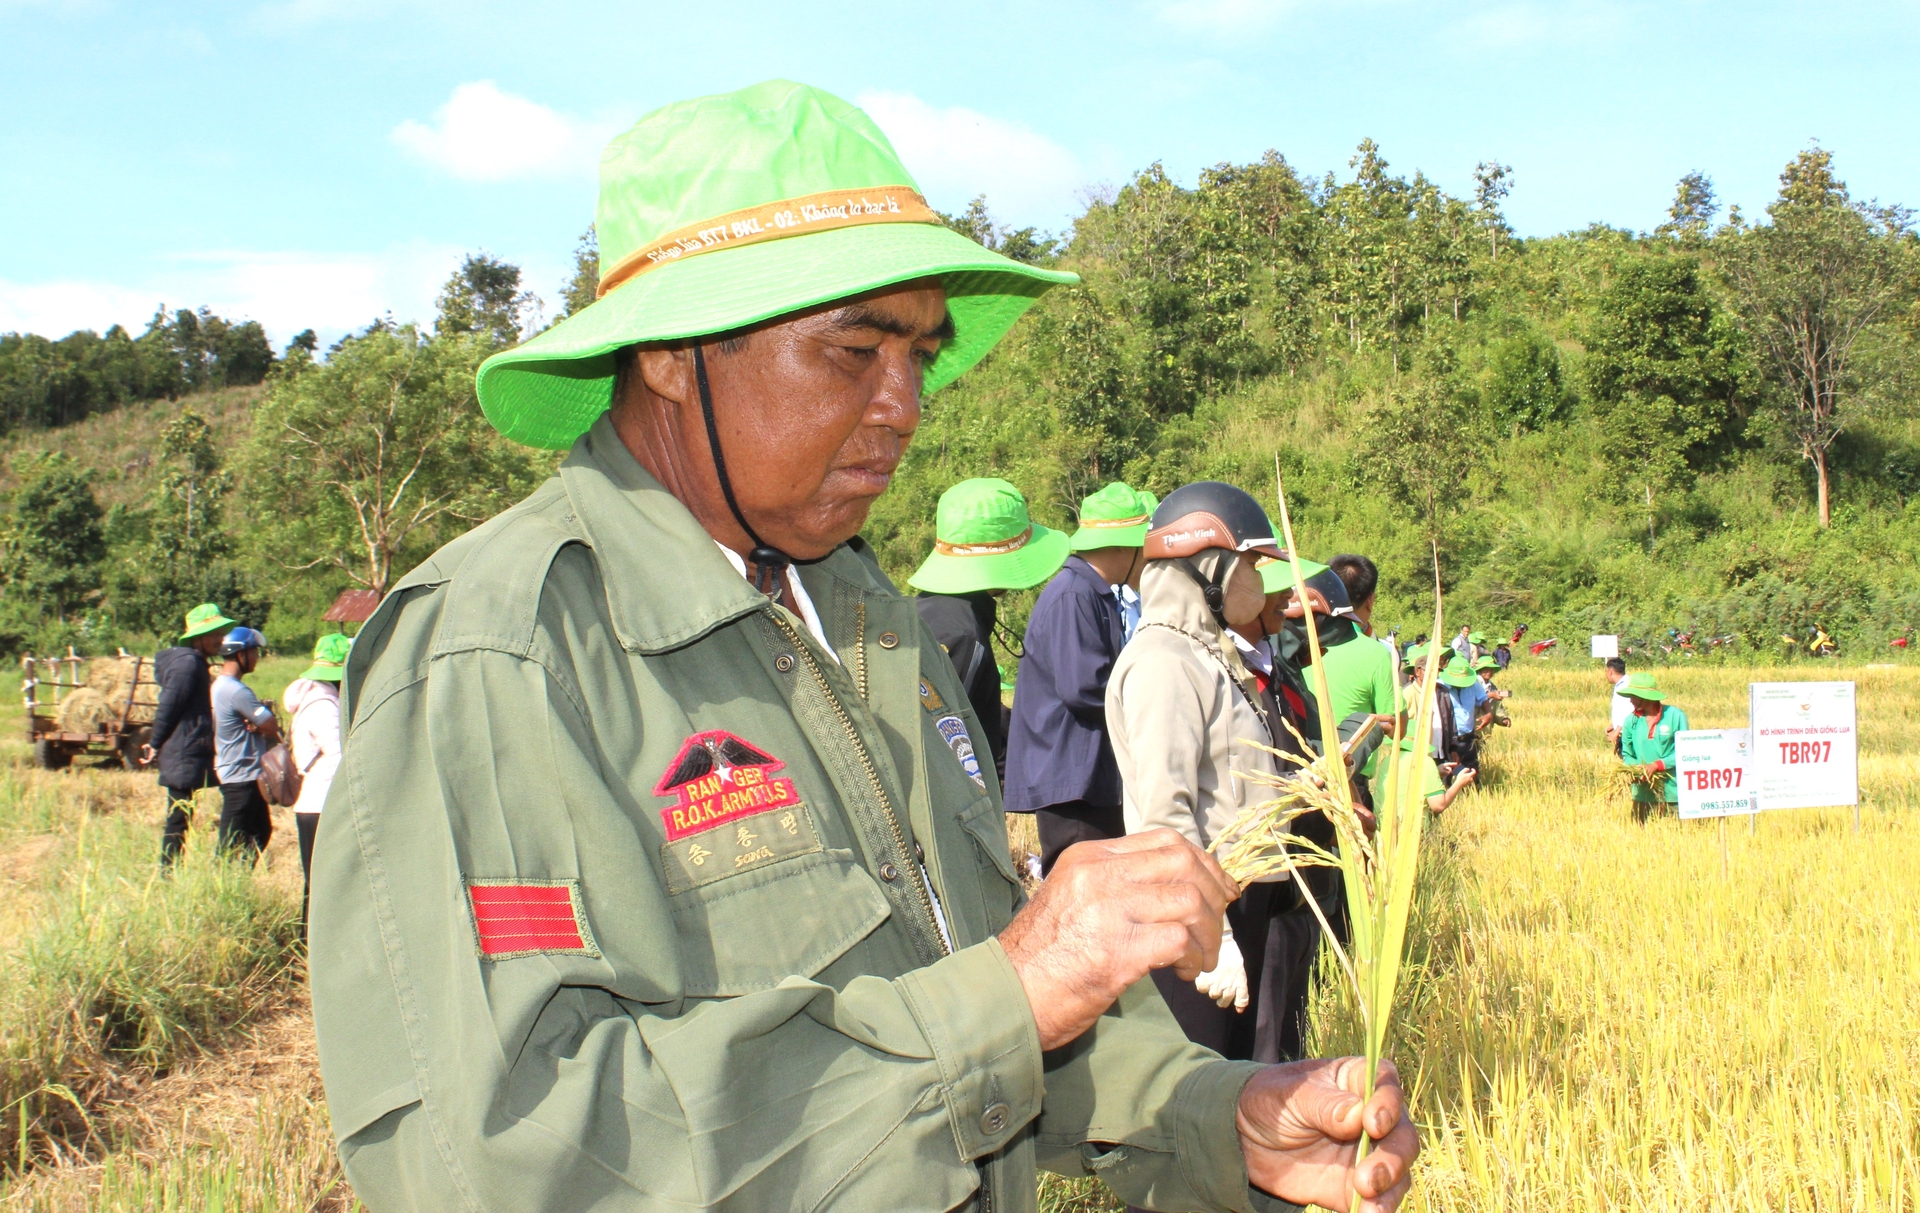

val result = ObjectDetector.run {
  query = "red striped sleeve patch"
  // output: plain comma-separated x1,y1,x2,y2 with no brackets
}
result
466,880,600,960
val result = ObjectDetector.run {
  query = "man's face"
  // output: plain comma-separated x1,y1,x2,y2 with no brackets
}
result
619,281,947,560
1222,554,1267,628
1605,668,1623,685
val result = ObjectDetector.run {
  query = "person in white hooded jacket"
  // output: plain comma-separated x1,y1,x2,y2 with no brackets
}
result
284,633,350,931
1106,482,1292,1064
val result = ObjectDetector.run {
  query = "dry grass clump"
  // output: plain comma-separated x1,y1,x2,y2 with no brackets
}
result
0,764,300,1176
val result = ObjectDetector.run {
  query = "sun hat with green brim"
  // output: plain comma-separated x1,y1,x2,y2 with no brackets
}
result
908,478,1068,595
1069,483,1156,551
1617,671,1668,702
1468,631,1487,645
1255,553,1330,595
299,632,353,683
474,80,1078,451
180,602,237,642
1438,657,1481,689
1402,643,1430,669
1473,655,1501,672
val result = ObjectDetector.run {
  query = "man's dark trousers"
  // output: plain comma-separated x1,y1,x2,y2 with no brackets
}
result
218,780,272,860
1034,799,1125,875
160,771,217,865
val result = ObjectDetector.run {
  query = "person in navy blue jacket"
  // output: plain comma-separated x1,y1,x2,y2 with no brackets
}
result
1004,483,1156,874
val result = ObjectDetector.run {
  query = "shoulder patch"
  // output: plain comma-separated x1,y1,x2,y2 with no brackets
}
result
934,714,986,789
466,878,600,960
919,678,945,713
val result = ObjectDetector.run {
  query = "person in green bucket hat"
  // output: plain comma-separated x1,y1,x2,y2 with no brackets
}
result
284,633,353,932
312,81,1416,1213
1472,654,1513,730
1617,671,1689,822
1437,655,1493,771
1004,482,1153,878
909,478,1068,782
148,602,240,866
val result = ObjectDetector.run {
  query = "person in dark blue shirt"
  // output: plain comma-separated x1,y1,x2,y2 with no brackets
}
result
1004,483,1154,874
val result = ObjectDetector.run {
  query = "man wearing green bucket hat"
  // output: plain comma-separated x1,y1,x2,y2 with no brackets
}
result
1004,482,1152,874
1438,656,1492,771
909,478,1068,783
1617,672,1689,821
148,602,237,865
311,81,1414,1213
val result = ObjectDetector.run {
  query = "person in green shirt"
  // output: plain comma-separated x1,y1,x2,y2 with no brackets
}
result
309,81,1416,1213
1617,671,1689,822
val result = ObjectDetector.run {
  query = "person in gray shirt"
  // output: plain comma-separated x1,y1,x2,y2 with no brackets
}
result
211,627,279,860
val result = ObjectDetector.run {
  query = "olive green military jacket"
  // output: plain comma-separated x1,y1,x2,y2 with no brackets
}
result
310,417,1301,1213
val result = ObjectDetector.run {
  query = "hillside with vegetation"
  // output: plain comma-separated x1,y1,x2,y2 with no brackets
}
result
1,143,1916,660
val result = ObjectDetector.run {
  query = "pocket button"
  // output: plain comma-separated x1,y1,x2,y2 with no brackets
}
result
979,1103,1010,1136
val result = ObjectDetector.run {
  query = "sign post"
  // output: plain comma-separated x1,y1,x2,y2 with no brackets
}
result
1749,682,1859,829
1590,635,1619,660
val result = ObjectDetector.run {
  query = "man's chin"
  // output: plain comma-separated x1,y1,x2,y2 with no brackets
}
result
784,496,880,559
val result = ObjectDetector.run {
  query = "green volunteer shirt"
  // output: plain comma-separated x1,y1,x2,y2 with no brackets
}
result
1619,704,1690,803
309,415,1300,1213
1319,632,1399,722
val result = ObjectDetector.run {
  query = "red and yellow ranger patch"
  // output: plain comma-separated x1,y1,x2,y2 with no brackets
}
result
654,730,801,842
653,731,821,892
466,879,600,960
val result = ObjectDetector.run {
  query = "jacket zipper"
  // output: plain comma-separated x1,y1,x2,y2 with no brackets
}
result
768,611,949,963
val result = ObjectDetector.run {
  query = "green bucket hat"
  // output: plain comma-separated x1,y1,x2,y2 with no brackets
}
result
1255,553,1331,595
180,602,237,642
475,81,1078,451
1473,655,1501,672
1402,642,1430,669
1069,483,1156,551
1617,671,1668,702
1468,631,1487,645
908,478,1068,595
1438,657,1480,689
299,633,353,683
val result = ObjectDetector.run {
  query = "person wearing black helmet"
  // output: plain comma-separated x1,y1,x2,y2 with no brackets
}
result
210,626,280,861
1105,482,1293,1062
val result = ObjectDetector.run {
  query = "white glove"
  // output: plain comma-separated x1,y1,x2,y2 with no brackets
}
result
1194,927,1249,1011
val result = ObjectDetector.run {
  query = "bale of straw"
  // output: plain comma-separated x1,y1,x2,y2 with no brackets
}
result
55,687,117,734
85,656,159,722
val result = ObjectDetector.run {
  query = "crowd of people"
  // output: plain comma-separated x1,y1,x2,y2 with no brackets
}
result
904,473,1518,1083
144,602,349,923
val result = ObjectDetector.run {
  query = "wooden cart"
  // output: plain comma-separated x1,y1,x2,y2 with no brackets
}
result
20,649,158,770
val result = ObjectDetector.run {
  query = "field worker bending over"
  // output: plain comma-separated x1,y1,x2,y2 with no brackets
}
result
1004,482,1152,875
1617,671,1689,823
909,478,1067,786
1107,482,1299,1065
309,82,1415,1213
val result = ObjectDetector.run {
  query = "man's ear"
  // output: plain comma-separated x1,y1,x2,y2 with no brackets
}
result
636,347,696,408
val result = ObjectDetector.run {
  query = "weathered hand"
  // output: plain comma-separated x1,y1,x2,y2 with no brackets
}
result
999,829,1238,1050
139,743,156,765
1237,1058,1419,1213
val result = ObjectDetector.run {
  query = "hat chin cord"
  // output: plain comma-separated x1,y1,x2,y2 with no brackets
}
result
1176,551,1235,629
694,343,792,605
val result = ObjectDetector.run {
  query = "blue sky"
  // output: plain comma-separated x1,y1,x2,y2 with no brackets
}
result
3,0,1915,347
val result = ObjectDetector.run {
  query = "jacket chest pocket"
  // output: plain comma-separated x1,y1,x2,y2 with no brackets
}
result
953,795,1023,938
666,846,892,998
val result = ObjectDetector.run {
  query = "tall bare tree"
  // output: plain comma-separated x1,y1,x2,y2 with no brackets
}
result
1718,147,1912,526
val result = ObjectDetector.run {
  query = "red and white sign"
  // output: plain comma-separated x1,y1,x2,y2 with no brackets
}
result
1749,682,1857,811
1675,729,1754,820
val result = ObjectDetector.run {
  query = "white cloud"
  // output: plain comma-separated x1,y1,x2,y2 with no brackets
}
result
0,244,466,349
392,80,607,183
856,91,1084,230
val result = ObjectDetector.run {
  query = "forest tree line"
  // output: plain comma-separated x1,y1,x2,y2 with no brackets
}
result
1,141,1917,660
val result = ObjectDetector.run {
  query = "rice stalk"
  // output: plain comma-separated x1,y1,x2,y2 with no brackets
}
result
1210,458,1444,1212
